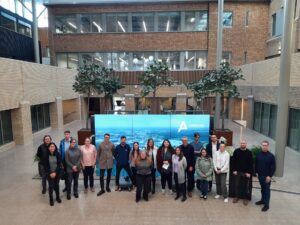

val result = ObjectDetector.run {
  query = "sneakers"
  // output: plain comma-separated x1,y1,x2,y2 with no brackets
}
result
181,196,187,202
203,195,207,200
90,187,95,192
169,189,173,195
97,190,105,196
224,198,228,203
255,200,264,205
161,189,165,194
233,198,239,203
200,195,204,198
115,186,120,191
261,205,269,212
215,195,220,199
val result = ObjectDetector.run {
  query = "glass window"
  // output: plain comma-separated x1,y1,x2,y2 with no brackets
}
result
132,52,144,71
106,14,128,33
222,51,232,64
253,102,261,132
44,104,50,128
110,52,129,70
288,108,300,152
31,104,50,133
143,52,155,69
184,51,207,70
260,103,270,136
184,51,196,70
57,53,68,68
81,53,93,65
55,15,77,33
91,14,103,32
0,0,15,13
245,10,250,27
269,104,277,139
0,110,13,145
31,106,38,133
272,8,283,37
37,105,45,130
196,51,207,69
67,53,79,69
93,53,105,67
106,14,117,32
223,11,233,27
158,12,180,32
16,0,24,17
0,12,16,31
184,12,196,31
18,20,32,37
80,15,91,33
132,13,154,32
196,11,208,31
158,52,180,70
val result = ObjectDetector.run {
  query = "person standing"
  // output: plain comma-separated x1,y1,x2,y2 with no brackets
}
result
135,151,152,202
114,136,135,191
59,130,72,192
195,149,213,200
190,132,204,158
157,139,174,194
41,142,62,206
180,136,195,197
255,140,276,212
232,140,253,205
213,143,230,203
172,147,187,202
36,135,52,194
206,135,220,192
97,133,115,196
146,138,158,194
129,142,140,189
81,137,97,194
65,138,82,200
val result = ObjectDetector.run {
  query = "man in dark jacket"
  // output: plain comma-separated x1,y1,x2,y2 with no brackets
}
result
36,135,52,194
114,136,134,191
232,140,253,205
59,130,72,192
206,134,220,192
180,136,195,197
255,140,276,212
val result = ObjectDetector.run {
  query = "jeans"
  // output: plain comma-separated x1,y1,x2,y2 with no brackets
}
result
115,163,134,186
199,180,209,196
151,168,156,192
186,169,195,192
100,168,112,190
258,175,271,207
215,172,228,198
67,171,79,196
234,172,250,199
83,166,95,189
160,171,172,190
174,173,186,197
136,174,151,199
47,174,60,200
131,166,137,186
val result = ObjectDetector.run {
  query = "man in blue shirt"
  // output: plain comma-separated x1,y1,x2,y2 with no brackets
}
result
255,140,276,212
114,136,134,191
190,132,204,158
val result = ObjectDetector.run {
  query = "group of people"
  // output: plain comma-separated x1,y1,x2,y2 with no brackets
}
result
36,131,276,212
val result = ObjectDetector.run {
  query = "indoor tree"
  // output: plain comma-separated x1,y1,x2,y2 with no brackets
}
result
187,62,244,129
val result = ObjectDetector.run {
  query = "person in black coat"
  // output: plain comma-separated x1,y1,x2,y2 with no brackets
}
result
179,136,195,197
206,134,220,192
41,142,62,206
36,135,52,194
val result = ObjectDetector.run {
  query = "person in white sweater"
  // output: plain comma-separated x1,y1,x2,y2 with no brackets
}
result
213,143,230,203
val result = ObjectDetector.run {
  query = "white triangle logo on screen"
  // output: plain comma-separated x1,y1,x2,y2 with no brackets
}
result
178,121,188,133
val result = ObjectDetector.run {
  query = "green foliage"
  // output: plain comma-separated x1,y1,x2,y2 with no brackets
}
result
187,62,245,100
139,60,176,97
250,145,262,160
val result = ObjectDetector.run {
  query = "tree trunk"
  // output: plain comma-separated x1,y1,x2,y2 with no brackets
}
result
86,95,90,129
221,95,225,130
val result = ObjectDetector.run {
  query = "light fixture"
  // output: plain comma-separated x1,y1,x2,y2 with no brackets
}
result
117,21,126,32
92,21,103,32
149,56,154,61
166,19,170,32
143,20,147,32
167,57,170,62
133,58,139,64
185,51,188,60
69,57,78,62
119,57,127,63
190,17,195,23
94,57,103,62
187,56,195,63
68,22,77,29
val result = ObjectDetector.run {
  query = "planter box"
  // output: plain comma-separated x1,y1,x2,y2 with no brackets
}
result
78,129,91,145
213,129,233,146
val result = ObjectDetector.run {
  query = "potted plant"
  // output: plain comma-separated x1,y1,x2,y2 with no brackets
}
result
139,60,176,114
250,145,262,176
187,62,244,145
73,63,123,144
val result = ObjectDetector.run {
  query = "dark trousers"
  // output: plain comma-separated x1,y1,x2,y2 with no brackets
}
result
38,164,47,191
174,173,186,197
215,172,228,198
115,163,135,186
258,175,271,207
83,166,95,189
100,168,112,190
151,168,156,192
234,173,250,199
67,171,79,196
186,169,195,192
136,174,151,200
131,166,137,186
63,159,68,189
47,174,60,200
199,180,209,196
160,172,172,190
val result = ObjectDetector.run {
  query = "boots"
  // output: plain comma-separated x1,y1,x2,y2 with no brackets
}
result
49,192,54,206
55,189,61,203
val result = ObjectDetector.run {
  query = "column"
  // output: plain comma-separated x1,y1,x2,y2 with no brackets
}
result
50,97,64,129
11,101,33,145
246,95,254,129
176,93,187,113
125,94,135,112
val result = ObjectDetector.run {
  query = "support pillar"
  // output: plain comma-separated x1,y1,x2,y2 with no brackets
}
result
11,101,33,145
50,97,64,129
176,93,187,113
125,94,135,112
246,95,254,129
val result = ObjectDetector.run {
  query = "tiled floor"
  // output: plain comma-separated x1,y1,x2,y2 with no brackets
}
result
0,120,299,225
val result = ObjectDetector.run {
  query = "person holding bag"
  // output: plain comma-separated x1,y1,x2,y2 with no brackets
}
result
157,139,174,194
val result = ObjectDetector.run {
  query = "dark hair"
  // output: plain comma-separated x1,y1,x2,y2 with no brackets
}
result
146,138,155,151
70,138,77,143
104,133,110,137
48,142,58,153
120,135,126,139
174,147,184,161
200,148,209,158
160,139,173,152
262,140,269,145
194,132,200,138
64,130,71,134
132,142,140,152
43,135,52,142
